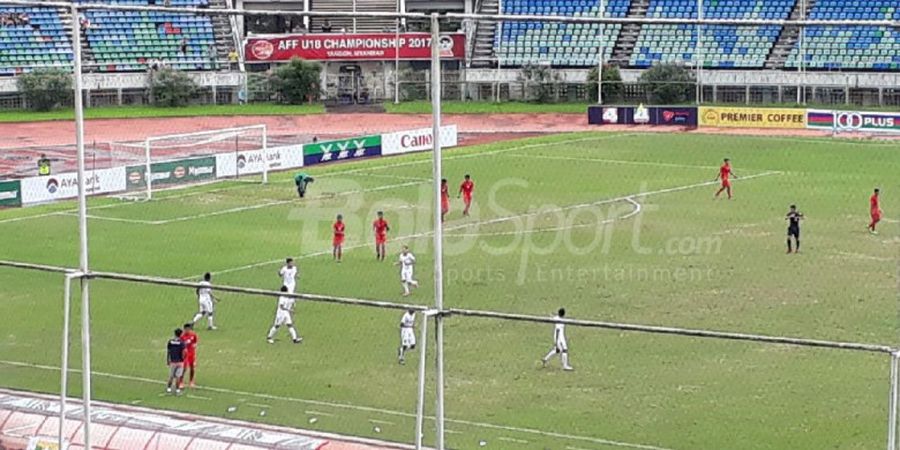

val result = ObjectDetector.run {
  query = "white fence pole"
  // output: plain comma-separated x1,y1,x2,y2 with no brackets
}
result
414,311,431,450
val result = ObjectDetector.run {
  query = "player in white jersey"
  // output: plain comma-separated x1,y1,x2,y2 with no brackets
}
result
395,246,419,297
267,286,303,344
398,309,416,364
191,272,219,330
541,308,573,371
278,258,298,293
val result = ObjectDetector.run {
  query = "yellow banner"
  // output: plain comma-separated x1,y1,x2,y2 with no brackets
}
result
700,107,806,129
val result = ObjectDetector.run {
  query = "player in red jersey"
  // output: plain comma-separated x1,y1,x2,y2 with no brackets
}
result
869,188,882,234
333,214,345,262
373,211,390,261
178,323,198,388
440,178,450,222
458,174,474,216
714,158,736,199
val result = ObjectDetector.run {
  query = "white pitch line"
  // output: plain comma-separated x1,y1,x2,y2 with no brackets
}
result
247,402,271,408
187,394,212,401
305,410,337,417
201,172,780,279
507,153,724,170
368,419,396,425
58,212,159,225
498,436,530,444
0,359,674,450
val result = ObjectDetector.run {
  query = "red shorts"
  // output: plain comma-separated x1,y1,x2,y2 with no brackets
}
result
721,179,731,188
184,354,196,368
463,193,472,205
333,235,344,246
871,211,881,221
441,199,450,213
375,234,387,245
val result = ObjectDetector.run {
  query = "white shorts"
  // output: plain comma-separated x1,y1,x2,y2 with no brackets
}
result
198,299,214,314
284,282,296,294
401,327,416,347
555,338,568,352
274,310,293,327
401,268,415,283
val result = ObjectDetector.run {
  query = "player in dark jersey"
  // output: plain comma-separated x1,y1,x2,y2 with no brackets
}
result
785,205,804,253
166,328,186,395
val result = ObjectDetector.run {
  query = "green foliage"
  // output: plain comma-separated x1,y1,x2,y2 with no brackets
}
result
517,63,562,103
149,67,199,107
271,58,322,104
17,68,73,112
638,62,696,104
587,64,624,103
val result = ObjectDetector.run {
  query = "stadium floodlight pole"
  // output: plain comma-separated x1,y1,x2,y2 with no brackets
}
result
695,0,702,105
798,0,806,105
597,0,603,105
58,271,82,450
429,12,446,450
70,5,93,450
394,16,401,104
889,352,900,450
414,310,435,450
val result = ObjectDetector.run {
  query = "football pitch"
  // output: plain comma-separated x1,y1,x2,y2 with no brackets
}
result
0,131,897,450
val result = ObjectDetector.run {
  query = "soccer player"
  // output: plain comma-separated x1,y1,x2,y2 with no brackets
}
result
333,214,345,262
294,172,314,198
191,272,218,330
869,188,882,234
179,323,198,388
541,308,573,371
714,158,736,200
279,258,297,293
458,174,474,216
396,246,419,296
440,178,450,222
166,328,186,395
266,286,302,344
373,211,390,261
785,205,804,253
398,309,416,365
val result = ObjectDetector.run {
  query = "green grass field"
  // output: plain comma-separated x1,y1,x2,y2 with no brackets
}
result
0,132,897,449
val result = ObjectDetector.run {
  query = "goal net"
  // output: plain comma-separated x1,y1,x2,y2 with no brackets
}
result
107,125,268,201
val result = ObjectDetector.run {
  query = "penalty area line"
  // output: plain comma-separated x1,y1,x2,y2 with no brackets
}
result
0,359,675,450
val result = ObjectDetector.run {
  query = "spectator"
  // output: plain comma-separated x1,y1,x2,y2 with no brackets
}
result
321,19,332,33
164,0,171,6
180,38,188,55
207,44,218,70
37,154,51,176
227,48,239,70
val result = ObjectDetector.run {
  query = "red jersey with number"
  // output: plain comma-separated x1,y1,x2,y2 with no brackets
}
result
460,180,474,199
871,194,880,213
180,330,198,359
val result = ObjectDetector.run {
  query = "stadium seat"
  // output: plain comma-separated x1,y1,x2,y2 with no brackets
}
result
785,0,899,70
0,6,73,75
494,0,630,67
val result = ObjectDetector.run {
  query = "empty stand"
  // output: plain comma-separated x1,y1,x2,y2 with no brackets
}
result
309,0,400,34
786,0,900,70
0,5,73,75
495,0,629,67
76,0,218,72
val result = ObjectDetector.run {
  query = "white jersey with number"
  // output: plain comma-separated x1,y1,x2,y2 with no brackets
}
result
197,280,213,313
400,311,416,347
279,265,298,293
274,295,296,327
553,317,567,351
399,252,416,282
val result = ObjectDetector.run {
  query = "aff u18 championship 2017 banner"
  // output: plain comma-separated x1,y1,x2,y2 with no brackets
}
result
245,33,466,62
807,109,900,134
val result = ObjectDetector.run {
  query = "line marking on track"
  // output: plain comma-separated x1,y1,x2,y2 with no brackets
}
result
197,171,781,279
0,359,675,450
506,153,724,170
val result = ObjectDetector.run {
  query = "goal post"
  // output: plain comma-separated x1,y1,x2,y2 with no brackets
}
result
109,125,269,201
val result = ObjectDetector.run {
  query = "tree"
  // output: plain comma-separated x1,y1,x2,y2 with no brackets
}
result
271,58,322,104
638,63,696,104
587,64,624,104
518,63,561,103
17,69,73,111
149,68,198,107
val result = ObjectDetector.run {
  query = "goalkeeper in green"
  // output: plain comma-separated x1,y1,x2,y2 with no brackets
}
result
294,172,314,198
